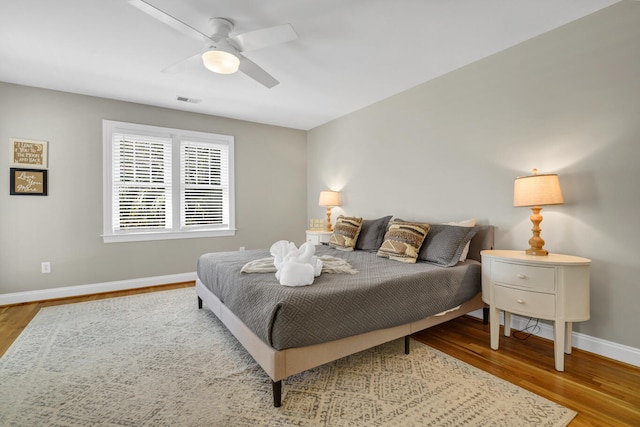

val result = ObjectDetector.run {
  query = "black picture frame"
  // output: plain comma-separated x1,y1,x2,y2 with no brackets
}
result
10,168,48,196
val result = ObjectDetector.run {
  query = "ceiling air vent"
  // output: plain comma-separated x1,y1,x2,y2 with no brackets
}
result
176,96,201,104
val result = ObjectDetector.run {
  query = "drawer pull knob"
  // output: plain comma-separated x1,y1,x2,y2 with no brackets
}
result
517,299,525,304
517,273,526,279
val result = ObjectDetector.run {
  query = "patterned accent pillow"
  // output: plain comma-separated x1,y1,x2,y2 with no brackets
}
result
418,224,479,267
329,216,363,251
377,220,430,263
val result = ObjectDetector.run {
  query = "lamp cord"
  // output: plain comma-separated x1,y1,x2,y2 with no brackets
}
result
512,317,540,340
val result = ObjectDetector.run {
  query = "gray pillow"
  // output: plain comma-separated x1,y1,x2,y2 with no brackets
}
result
418,224,479,267
355,215,392,252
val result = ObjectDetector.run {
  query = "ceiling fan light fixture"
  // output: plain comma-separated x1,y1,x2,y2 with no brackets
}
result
202,49,240,74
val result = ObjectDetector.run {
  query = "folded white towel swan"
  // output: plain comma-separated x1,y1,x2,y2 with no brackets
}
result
270,240,323,287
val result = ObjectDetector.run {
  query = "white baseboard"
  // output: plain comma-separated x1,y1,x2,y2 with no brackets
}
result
469,309,640,368
0,272,197,306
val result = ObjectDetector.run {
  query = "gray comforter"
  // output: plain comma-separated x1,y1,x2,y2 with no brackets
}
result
197,246,481,350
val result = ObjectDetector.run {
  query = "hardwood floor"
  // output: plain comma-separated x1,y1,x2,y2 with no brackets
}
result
1,283,638,426
413,316,640,426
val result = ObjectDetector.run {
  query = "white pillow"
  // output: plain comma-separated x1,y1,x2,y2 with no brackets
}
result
443,219,477,261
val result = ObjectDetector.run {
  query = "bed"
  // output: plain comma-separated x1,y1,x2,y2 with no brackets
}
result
196,221,494,406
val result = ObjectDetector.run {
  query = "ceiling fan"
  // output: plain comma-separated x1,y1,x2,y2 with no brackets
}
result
129,0,299,88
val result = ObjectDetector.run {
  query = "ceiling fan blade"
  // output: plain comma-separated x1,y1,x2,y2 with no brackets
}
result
129,0,211,44
161,53,201,74
238,55,279,88
230,24,298,52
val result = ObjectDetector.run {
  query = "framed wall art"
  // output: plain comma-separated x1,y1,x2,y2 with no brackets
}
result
10,138,48,168
10,168,48,196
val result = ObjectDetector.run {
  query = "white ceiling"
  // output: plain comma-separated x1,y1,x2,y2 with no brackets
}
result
0,0,620,130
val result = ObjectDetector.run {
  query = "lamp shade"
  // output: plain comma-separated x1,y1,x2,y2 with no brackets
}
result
202,49,240,74
513,171,564,207
318,190,340,207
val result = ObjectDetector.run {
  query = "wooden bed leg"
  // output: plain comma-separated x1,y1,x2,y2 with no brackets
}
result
483,306,489,325
404,336,411,354
272,380,282,407
197,296,203,309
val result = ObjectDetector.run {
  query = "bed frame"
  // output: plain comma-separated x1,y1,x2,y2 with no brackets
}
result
196,225,494,407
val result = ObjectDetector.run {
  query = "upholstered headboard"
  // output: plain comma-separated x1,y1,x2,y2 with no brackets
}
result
467,225,494,263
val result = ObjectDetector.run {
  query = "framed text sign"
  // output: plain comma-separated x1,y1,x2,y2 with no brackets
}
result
10,168,48,196
10,138,48,168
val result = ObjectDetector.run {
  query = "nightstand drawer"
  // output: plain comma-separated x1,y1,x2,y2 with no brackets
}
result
494,285,555,318
493,261,555,291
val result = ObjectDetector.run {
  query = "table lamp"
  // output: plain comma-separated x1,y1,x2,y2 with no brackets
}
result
318,191,340,232
513,169,564,256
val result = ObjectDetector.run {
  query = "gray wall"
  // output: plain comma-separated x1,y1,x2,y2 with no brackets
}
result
307,2,640,348
0,83,307,294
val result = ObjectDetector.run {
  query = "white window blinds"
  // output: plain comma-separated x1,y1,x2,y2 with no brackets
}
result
103,120,235,243
112,133,173,231
180,141,229,228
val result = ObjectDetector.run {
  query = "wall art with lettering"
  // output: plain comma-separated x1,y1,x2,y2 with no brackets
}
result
10,168,48,196
10,138,48,168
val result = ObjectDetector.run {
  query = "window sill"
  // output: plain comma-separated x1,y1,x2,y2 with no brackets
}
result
102,228,237,243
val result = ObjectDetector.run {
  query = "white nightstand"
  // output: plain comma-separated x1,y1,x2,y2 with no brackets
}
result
481,249,590,371
306,230,332,245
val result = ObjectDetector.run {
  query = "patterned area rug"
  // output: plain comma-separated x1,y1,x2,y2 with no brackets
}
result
0,288,576,426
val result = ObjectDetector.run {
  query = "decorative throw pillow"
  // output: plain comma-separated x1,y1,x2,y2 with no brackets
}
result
418,223,479,267
355,215,393,252
444,218,477,261
377,220,430,263
329,216,363,251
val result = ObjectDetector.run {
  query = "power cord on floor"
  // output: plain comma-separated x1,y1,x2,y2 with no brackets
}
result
512,317,540,340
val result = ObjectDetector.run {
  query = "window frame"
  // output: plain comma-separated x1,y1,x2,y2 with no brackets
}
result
102,120,235,243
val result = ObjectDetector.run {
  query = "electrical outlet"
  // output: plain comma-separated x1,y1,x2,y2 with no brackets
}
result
41,262,51,274
239,246,245,251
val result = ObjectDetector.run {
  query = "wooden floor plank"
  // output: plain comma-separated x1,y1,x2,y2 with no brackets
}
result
1,284,638,425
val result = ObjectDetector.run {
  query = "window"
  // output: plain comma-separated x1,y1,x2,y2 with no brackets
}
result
103,120,235,243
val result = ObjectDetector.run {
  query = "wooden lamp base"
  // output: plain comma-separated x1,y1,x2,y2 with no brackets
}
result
526,206,548,256
325,207,333,232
